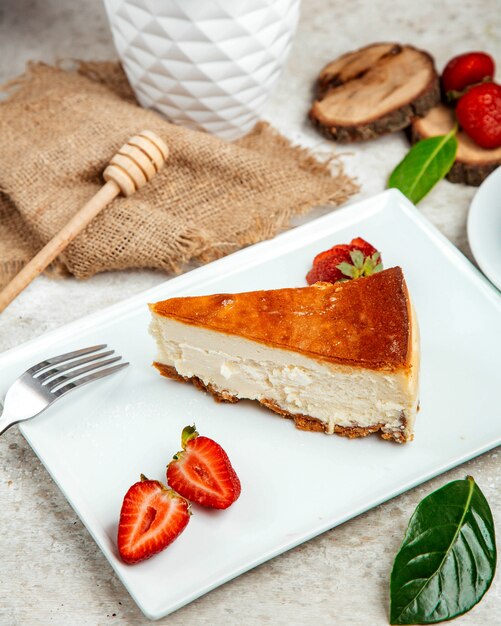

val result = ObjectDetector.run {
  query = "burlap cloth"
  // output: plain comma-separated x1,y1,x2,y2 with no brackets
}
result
0,62,358,289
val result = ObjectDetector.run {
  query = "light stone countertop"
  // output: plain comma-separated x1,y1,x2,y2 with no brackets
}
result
0,1,499,624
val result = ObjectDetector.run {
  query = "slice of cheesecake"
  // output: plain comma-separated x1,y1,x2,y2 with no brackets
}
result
149,267,419,443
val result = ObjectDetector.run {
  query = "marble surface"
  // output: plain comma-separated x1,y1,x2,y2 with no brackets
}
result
0,0,499,624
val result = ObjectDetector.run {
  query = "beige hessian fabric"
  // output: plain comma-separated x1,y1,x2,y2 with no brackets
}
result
0,62,358,288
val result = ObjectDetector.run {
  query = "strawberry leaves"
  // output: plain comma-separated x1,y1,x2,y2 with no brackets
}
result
338,250,383,279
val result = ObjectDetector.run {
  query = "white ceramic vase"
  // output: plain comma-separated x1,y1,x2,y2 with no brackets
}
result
104,0,300,140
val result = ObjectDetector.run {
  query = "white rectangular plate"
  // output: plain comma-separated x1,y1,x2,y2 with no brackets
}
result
1,190,500,620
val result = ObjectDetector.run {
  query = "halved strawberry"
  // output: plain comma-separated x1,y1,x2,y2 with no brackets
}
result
167,425,241,510
117,475,190,564
306,237,382,285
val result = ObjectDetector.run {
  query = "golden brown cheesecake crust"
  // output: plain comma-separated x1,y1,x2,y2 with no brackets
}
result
150,267,412,372
153,362,409,443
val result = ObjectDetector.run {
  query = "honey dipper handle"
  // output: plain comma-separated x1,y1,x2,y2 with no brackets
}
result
0,130,169,313
0,181,120,313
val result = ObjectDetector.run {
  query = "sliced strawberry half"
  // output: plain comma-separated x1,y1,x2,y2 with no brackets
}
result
167,425,241,510
306,237,382,285
117,475,190,564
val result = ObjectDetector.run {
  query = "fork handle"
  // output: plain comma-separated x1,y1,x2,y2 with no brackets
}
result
0,405,17,436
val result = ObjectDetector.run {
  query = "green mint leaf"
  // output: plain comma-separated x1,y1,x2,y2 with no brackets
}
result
388,127,458,204
337,262,357,278
349,249,364,269
390,476,496,625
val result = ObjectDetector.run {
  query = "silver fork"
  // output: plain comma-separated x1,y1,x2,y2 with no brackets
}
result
0,344,129,435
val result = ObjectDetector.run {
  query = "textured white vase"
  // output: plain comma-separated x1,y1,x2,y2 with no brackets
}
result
104,0,300,140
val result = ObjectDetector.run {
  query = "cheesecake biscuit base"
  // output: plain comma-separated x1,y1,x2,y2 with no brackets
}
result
153,362,408,443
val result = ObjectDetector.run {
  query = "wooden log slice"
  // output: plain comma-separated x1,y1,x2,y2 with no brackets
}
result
309,43,440,143
411,104,501,186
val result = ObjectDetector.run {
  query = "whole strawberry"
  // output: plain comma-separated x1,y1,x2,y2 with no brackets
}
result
167,425,241,510
456,82,501,150
117,475,190,564
306,237,382,285
442,51,495,98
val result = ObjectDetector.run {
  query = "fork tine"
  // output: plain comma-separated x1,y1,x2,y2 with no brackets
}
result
45,356,123,391
35,350,115,382
26,344,107,375
52,362,129,397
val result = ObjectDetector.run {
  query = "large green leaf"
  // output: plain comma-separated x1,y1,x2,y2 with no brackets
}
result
388,128,458,204
390,476,496,624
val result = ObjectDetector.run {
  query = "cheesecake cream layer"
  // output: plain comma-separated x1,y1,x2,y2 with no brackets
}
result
150,314,419,440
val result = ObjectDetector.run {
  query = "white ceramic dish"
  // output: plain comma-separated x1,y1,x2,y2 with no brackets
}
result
467,166,501,291
1,190,499,620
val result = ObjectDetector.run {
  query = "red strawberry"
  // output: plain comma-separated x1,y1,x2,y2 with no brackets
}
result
306,237,382,285
167,425,241,510
117,475,190,564
349,237,378,257
442,52,495,98
306,250,350,284
456,82,501,150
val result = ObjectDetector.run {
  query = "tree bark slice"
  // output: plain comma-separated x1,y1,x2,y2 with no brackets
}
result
411,104,501,186
310,43,440,143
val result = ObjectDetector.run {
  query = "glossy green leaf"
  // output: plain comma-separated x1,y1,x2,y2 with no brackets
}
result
388,128,458,204
390,476,496,624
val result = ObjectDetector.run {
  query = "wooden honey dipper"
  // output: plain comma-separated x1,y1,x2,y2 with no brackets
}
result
0,130,169,313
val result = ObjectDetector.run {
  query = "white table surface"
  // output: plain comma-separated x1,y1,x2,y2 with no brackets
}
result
0,1,499,624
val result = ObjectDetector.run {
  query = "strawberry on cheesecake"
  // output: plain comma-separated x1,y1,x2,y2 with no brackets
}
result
148,267,420,443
